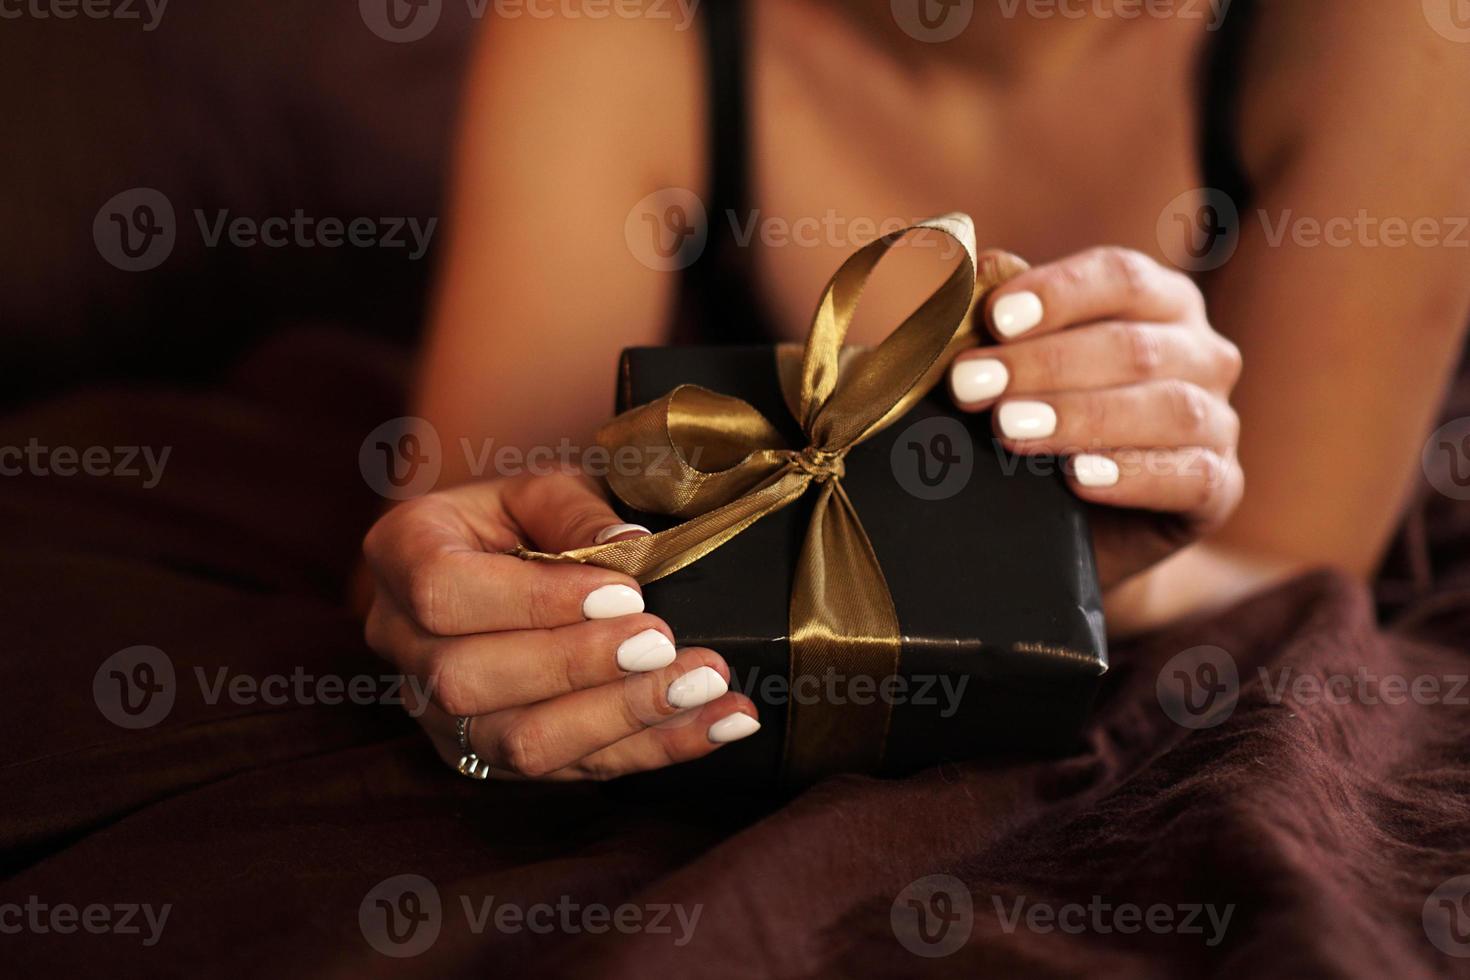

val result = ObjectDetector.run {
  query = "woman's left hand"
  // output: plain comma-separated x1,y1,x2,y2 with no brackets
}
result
948,246,1245,591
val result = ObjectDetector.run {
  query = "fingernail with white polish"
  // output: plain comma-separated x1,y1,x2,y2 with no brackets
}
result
708,712,761,744
998,400,1057,440
993,291,1044,338
617,628,677,672
583,584,644,620
668,665,728,710
594,523,650,544
1073,454,1120,488
950,358,1009,404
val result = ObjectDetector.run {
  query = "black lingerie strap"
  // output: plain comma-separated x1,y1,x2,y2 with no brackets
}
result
678,0,767,345
1199,0,1257,210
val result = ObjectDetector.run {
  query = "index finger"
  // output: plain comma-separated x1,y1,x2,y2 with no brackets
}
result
363,496,643,636
985,246,1204,341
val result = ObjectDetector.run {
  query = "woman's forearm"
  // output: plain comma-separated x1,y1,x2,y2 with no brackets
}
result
1102,542,1315,639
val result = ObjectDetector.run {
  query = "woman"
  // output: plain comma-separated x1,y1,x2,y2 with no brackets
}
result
362,0,1470,781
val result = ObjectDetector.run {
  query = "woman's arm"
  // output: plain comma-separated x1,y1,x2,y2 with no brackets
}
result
1107,2,1470,631
359,16,768,783
414,13,701,484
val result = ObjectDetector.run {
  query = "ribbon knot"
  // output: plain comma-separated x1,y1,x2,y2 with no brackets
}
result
789,447,847,482
513,214,1024,781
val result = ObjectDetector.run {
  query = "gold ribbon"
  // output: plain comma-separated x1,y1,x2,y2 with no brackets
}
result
517,214,1022,782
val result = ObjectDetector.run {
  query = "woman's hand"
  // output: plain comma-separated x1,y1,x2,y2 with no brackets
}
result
948,246,1244,591
361,472,760,781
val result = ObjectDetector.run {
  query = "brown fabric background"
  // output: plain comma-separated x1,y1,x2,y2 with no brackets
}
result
0,1,473,406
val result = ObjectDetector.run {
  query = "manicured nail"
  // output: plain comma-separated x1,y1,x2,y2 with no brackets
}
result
998,401,1057,440
993,291,1043,338
707,712,761,744
583,584,644,620
949,357,1009,404
594,523,650,544
617,628,677,672
668,665,728,709
1073,454,1120,488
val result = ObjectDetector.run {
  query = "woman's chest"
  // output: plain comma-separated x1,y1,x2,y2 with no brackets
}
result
745,19,1208,345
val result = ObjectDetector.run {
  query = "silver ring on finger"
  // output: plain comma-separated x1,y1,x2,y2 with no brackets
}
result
455,715,490,780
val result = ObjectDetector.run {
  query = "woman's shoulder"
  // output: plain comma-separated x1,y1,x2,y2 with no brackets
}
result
468,2,706,193
1236,1,1470,182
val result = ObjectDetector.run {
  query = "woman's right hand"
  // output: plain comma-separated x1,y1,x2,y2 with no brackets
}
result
362,472,761,781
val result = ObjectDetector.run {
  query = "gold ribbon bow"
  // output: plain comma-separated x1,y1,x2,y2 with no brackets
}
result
519,214,1018,782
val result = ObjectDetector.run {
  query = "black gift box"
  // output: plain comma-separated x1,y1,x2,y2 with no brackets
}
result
614,345,1108,780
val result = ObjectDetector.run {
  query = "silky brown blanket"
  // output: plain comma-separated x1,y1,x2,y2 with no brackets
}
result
3,327,1469,978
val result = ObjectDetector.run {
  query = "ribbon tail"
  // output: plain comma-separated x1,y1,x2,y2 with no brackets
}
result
514,467,813,586
783,479,902,783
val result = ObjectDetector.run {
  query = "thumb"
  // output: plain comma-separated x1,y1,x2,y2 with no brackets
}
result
975,248,1030,292
501,472,649,552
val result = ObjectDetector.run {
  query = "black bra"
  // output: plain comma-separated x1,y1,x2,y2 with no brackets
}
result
677,0,1257,345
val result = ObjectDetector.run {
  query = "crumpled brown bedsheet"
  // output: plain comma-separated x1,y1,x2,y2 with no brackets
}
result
3,327,1468,979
